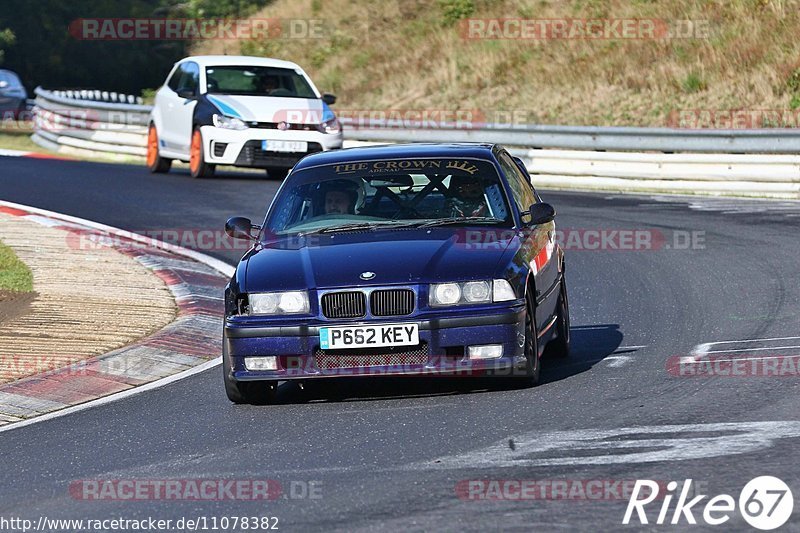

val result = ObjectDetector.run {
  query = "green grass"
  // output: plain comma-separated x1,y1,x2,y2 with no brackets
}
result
0,130,40,153
0,240,33,293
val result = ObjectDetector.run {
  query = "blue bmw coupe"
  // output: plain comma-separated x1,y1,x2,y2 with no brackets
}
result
223,143,569,403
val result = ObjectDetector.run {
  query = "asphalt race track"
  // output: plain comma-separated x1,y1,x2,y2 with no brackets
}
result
2,156,800,530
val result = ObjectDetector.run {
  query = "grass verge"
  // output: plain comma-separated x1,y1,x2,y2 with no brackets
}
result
0,240,33,293
0,130,40,153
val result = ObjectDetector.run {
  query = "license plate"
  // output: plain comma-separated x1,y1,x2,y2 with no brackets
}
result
319,323,419,350
262,140,307,153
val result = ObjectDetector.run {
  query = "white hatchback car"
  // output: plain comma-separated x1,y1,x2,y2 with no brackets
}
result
147,55,343,178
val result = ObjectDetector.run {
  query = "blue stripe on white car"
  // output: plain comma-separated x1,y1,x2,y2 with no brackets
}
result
321,102,335,123
207,95,243,119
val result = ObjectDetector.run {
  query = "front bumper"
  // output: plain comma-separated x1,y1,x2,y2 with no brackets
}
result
199,125,343,168
224,306,527,381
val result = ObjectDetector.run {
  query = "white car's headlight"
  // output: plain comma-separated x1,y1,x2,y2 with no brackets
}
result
430,280,516,306
249,291,309,315
318,116,341,134
212,114,248,130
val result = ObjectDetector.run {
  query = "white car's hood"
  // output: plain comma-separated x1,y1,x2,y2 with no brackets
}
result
205,94,326,124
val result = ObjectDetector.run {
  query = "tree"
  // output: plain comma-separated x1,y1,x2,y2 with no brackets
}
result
0,28,14,66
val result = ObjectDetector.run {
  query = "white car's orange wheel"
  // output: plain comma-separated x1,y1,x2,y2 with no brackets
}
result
189,129,214,178
146,125,171,173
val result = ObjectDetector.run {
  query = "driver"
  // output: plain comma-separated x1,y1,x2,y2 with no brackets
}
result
448,175,488,217
257,75,280,94
325,189,355,214
320,180,361,215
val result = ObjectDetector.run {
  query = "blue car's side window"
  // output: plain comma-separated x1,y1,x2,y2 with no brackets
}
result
485,183,508,220
272,192,303,230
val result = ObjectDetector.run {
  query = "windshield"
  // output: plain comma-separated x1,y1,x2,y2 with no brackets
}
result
205,66,316,98
265,157,513,236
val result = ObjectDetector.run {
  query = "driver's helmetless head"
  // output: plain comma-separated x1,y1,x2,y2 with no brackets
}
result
325,190,354,215
260,76,279,91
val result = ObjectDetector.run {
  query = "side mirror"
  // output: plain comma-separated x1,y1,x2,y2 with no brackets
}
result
225,217,259,240
526,203,556,225
176,88,196,99
321,93,336,106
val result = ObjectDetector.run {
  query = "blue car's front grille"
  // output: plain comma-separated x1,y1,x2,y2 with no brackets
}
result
314,342,429,369
321,291,366,319
370,289,415,317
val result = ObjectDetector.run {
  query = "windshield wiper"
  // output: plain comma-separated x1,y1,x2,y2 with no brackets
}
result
302,221,415,236
299,218,485,236
418,217,504,228
302,223,379,235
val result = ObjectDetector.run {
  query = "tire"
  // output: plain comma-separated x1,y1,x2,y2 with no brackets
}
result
146,124,172,173
189,128,215,178
265,166,290,180
515,295,541,386
545,279,571,358
222,339,277,405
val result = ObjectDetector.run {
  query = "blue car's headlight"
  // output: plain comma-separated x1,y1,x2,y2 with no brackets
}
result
212,113,248,130
429,280,515,306
248,291,310,315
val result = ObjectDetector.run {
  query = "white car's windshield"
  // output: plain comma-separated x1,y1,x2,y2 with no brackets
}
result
205,66,316,98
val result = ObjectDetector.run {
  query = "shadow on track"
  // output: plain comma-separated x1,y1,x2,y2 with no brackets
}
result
256,324,624,405
540,323,625,384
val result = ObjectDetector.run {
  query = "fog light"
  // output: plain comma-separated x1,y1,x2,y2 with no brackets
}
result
244,356,278,371
468,344,503,360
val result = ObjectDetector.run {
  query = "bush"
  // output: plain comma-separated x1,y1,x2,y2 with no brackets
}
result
682,73,707,93
438,0,475,26
787,68,800,95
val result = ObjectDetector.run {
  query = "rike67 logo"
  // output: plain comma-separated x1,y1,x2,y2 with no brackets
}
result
623,476,793,529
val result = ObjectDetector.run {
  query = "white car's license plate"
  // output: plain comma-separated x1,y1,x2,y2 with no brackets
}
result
319,323,419,350
262,140,308,153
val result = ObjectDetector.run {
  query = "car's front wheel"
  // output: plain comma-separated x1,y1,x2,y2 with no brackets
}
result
515,294,541,386
189,128,215,178
545,278,570,358
146,124,172,173
222,340,277,404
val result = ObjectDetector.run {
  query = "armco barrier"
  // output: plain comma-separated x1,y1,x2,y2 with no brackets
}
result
29,87,800,198
32,87,150,158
